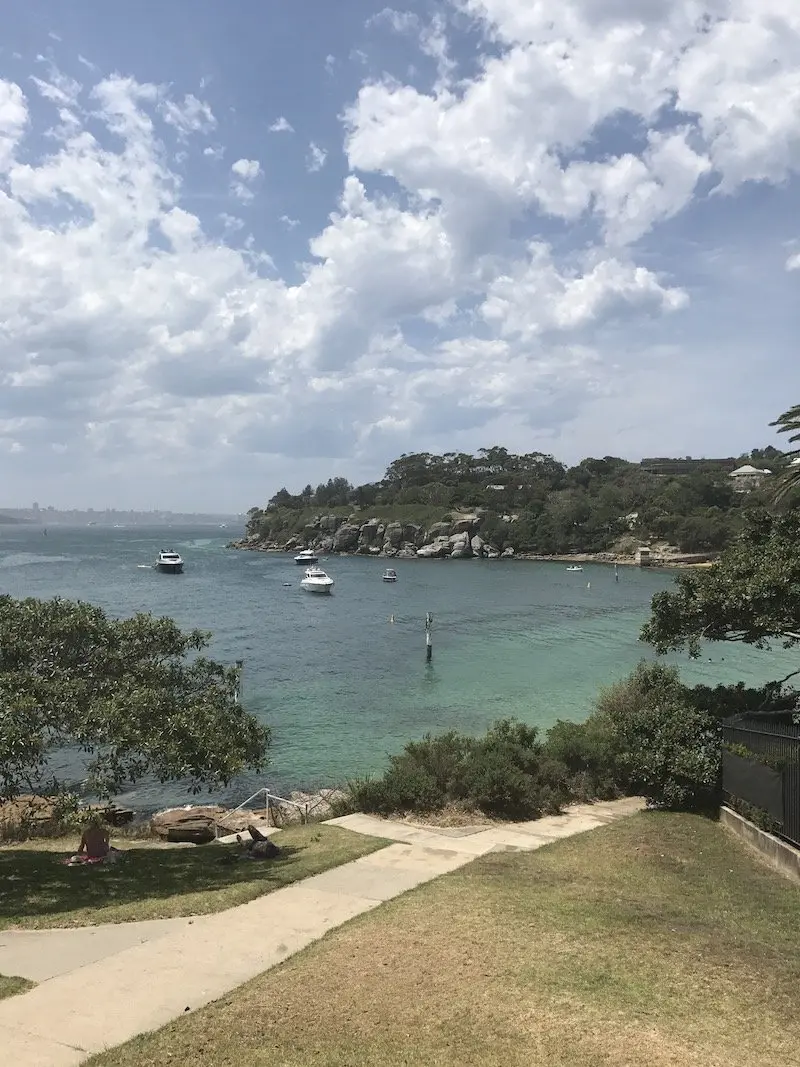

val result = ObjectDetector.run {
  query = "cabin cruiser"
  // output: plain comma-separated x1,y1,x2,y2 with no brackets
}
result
294,548,319,565
382,568,398,582
300,565,334,594
156,549,184,574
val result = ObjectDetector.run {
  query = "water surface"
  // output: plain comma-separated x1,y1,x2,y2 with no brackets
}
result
0,524,788,808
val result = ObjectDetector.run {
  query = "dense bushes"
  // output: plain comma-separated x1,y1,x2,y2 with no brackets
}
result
341,662,731,821
346,721,572,820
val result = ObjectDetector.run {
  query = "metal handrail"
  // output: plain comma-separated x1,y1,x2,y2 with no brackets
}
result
223,786,310,831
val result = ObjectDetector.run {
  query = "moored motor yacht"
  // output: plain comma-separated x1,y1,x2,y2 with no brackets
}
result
300,565,334,594
382,568,398,582
156,549,184,574
294,548,319,565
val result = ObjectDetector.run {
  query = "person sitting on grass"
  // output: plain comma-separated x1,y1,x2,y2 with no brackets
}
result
65,816,121,865
236,823,280,860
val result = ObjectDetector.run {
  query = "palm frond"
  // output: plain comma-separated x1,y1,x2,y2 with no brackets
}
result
771,404,800,504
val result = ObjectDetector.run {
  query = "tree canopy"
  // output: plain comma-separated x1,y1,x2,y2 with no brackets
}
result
246,443,790,557
641,510,800,657
0,596,270,800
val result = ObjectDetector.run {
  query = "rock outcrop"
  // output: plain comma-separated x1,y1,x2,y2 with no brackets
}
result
333,523,361,552
230,510,514,561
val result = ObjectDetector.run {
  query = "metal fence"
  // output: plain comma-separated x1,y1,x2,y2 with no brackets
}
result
722,716,800,849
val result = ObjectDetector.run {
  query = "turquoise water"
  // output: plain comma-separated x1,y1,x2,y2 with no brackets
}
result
0,524,791,808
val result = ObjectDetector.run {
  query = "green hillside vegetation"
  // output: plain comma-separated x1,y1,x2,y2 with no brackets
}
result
244,445,787,556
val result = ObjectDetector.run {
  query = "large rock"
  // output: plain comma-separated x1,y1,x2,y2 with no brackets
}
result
451,517,476,535
319,514,344,533
449,532,473,559
333,523,361,552
417,536,452,558
403,523,422,545
150,806,228,844
358,520,380,544
303,524,319,540
427,521,452,539
397,542,417,558
384,521,403,546
471,534,485,557
502,546,515,558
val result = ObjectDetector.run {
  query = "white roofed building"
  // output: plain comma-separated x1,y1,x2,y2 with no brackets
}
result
728,465,771,492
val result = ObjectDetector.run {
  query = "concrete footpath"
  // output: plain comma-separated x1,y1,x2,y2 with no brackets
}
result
0,798,643,1066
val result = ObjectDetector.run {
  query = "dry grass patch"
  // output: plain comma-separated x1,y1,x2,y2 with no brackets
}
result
87,812,800,1067
0,973,33,1000
0,825,386,929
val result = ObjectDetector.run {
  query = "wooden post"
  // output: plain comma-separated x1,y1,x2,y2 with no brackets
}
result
425,612,433,662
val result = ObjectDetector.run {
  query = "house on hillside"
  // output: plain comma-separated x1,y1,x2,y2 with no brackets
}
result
729,465,772,492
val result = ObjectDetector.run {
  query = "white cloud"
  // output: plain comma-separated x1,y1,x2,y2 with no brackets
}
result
220,213,244,232
203,144,224,160
0,80,28,170
324,54,336,75
160,93,216,136
269,116,294,133
230,157,262,201
30,69,82,108
231,157,262,180
367,8,420,33
1,4,800,508
307,142,327,172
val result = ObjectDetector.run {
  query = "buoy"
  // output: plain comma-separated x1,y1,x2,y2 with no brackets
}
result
587,581,591,590
389,614,395,624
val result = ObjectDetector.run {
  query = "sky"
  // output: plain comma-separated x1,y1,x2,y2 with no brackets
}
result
1,1,800,511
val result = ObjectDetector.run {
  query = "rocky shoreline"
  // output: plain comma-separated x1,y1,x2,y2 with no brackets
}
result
228,511,716,568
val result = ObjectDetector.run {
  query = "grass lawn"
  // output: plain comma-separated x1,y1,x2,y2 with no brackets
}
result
87,812,800,1067
0,973,33,999
0,825,385,929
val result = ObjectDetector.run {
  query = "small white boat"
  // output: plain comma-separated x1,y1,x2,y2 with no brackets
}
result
566,565,583,572
382,568,398,582
300,565,334,594
294,548,319,565
156,549,184,574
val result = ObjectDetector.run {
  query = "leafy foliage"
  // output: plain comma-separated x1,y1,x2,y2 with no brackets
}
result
245,445,786,555
347,719,570,820
641,509,800,656
0,596,270,800
588,663,721,810
770,404,800,504
345,663,746,820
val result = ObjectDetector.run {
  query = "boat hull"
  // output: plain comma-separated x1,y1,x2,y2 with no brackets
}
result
156,562,184,574
300,581,333,594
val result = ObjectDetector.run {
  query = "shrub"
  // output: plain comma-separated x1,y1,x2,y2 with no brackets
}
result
544,719,621,801
588,662,721,810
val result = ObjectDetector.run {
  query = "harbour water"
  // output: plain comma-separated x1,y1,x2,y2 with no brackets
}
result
0,524,791,810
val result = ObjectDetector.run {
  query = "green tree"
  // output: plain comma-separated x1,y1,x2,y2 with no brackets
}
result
641,510,800,657
0,597,270,800
771,404,800,503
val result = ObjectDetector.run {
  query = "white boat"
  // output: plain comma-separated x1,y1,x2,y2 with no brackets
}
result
156,549,184,574
294,548,319,565
300,565,334,594
566,565,583,572
382,568,398,582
